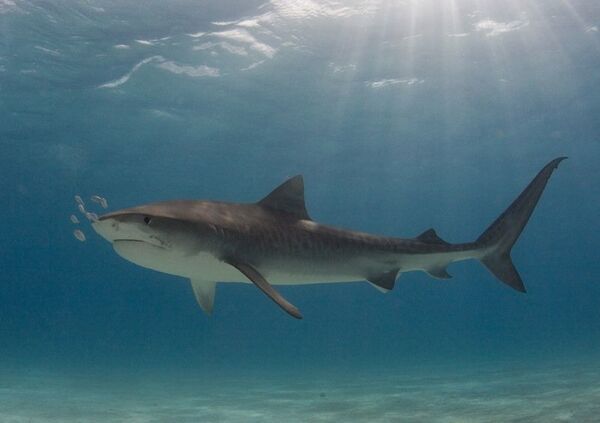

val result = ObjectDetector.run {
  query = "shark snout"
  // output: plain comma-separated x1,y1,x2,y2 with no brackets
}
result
92,215,137,243
92,214,170,250
92,218,118,242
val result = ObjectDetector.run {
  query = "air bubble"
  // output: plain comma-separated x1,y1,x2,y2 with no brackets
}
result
73,229,86,242
85,212,99,222
77,203,86,214
91,195,108,209
74,195,84,206
70,214,79,224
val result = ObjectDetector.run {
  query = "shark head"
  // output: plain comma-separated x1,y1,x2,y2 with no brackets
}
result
92,201,213,274
94,206,169,247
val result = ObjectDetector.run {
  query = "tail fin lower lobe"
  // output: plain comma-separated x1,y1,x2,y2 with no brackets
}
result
477,157,567,292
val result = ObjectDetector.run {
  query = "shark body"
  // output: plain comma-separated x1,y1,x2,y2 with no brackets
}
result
93,157,566,319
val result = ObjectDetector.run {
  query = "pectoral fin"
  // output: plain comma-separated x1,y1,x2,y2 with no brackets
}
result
190,279,217,315
225,259,303,319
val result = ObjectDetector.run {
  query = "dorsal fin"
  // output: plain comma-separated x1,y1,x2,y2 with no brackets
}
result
258,175,310,220
416,228,450,245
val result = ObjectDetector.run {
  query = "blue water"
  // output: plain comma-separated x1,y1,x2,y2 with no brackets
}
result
1,0,599,421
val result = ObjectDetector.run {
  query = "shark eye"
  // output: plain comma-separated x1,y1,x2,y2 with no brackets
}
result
143,216,151,225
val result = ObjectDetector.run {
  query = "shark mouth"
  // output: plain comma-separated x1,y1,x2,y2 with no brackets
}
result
113,239,168,250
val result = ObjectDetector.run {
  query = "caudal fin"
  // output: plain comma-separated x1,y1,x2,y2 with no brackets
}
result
477,157,567,292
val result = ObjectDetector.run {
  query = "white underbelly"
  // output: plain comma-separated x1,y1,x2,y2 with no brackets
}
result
113,241,361,285
188,255,361,285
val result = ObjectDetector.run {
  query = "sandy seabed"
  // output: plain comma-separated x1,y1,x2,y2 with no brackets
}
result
1,359,599,422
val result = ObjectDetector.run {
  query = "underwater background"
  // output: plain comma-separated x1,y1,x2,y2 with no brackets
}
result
1,0,599,421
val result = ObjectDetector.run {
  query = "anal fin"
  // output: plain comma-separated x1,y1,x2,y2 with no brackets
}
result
190,279,217,315
367,269,399,292
225,258,303,319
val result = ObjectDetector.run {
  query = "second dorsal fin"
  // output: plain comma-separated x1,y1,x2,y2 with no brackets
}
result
258,175,310,220
417,228,450,245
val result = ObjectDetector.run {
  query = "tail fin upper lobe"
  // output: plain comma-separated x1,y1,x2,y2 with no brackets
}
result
477,157,567,292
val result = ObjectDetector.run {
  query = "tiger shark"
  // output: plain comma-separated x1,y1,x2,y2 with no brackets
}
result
92,157,566,319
